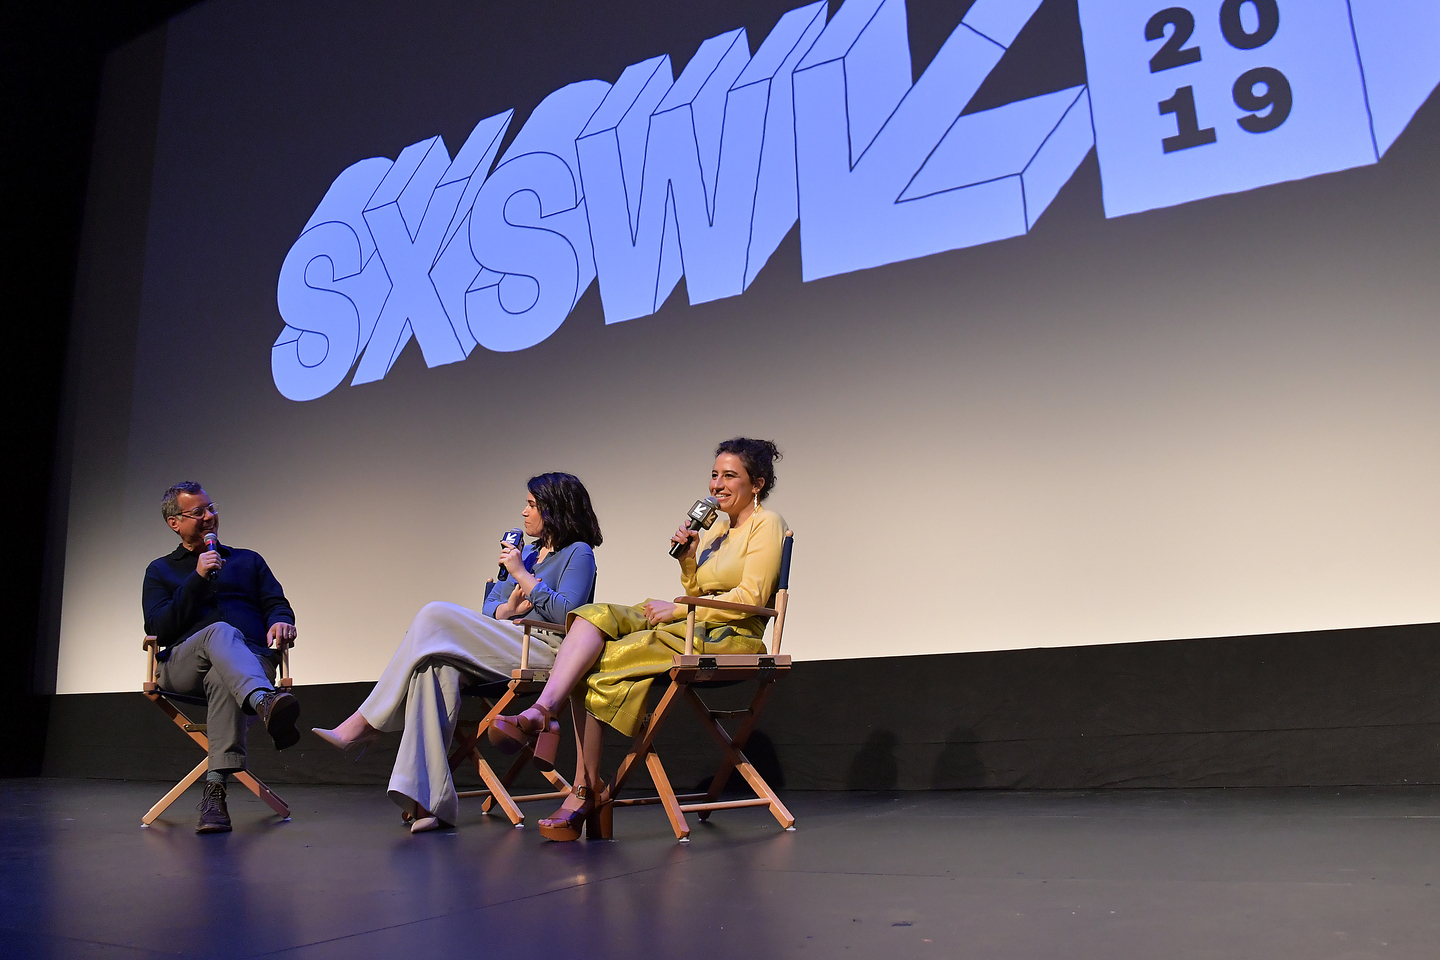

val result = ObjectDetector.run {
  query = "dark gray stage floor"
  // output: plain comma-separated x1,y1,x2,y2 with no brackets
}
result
2,781,1437,959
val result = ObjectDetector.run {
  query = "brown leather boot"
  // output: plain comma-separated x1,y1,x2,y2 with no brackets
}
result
254,690,301,750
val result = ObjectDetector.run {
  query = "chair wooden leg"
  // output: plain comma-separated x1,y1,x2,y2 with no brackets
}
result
600,683,689,840
142,691,293,825
454,683,577,822
149,693,210,752
539,767,572,795
607,681,683,802
682,681,793,829
448,725,482,774
734,759,794,829
473,748,526,825
142,695,212,826
142,757,208,826
645,750,690,840
463,751,572,809
687,680,776,809
233,770,290,819
482,746,534,812
455,687,520,816
449,691,509,765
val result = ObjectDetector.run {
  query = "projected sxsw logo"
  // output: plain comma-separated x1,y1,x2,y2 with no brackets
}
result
272,0,1439,401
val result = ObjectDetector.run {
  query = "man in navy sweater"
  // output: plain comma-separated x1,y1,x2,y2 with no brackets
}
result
143,481,301,833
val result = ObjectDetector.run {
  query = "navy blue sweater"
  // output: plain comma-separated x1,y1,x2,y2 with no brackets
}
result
142,542,295,661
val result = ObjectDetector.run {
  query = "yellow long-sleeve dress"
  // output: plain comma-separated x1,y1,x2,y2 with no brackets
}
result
567,506,786,736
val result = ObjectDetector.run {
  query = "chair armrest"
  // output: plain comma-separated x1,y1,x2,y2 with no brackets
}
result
513,618,567,634
272,637,294,689
142,636,159,692
512,618,565,671
673,596,777,618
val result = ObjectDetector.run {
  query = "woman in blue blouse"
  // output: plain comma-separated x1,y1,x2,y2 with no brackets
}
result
312,472,601,833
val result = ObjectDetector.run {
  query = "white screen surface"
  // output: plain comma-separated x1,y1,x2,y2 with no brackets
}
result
55,0,1440,693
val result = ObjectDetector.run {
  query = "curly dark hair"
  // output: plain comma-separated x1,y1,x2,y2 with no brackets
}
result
527,472,603,549
714,438,782,502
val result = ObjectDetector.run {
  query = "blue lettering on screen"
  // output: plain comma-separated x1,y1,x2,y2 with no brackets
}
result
272,0,1440,401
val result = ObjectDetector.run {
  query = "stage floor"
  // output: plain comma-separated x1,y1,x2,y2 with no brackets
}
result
1,780,1437,959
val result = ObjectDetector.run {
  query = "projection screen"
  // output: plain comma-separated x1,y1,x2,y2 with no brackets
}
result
55,0,1440,693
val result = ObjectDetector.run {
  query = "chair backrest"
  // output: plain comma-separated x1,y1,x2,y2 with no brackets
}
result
770,531,794,655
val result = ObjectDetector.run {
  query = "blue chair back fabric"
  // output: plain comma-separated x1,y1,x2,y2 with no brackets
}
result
776,532,794,593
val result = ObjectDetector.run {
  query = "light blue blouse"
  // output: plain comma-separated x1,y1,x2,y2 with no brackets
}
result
481,540,596,625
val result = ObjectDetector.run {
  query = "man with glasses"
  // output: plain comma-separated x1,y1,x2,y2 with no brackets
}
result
143,481,301,833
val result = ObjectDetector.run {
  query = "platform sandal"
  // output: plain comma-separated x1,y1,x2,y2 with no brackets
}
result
487,703,562,772
537,781,605,842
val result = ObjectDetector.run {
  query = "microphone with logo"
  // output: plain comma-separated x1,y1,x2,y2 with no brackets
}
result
203,532,221,581
497,528,525,581
669,497,720,558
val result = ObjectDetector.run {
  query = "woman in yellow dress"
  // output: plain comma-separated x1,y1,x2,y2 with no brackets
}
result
489,438,786,840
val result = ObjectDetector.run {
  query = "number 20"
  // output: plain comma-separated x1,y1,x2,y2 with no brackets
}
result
1146,0,1291,151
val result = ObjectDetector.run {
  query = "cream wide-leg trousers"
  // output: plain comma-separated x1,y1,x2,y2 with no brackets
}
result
357,601,560,826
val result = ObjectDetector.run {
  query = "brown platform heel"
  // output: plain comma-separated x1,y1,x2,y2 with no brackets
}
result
488,703,560,771
587,788,613,840
537,781,605,842
531,713,563,772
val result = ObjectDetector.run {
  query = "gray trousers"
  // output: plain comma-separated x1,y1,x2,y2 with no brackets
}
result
357,602,561,826
157,622,276,772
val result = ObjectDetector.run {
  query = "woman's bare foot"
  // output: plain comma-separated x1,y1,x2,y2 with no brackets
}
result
537,780,602,842
516,705,548,731
549,790,587,818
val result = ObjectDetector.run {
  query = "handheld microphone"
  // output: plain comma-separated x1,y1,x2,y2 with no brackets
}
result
669,497,720,558
203,533,220,581
497,528,524,581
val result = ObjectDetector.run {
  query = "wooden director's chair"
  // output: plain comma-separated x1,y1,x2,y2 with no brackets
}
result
446,598,577,826
598,530,796,841
140,635,294,826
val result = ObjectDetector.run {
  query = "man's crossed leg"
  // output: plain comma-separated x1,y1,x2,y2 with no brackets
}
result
158,622,300,833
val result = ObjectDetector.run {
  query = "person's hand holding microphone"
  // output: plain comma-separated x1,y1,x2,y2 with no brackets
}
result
668,525,700,561
494,529,534,620
197,532,224,580
647,497,720,625
497,528,525,581
668,496,719,560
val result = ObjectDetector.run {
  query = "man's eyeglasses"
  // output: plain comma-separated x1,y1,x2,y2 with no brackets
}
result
175,503,219,521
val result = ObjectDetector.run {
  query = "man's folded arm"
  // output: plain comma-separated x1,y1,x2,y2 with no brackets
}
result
142,565,213,647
